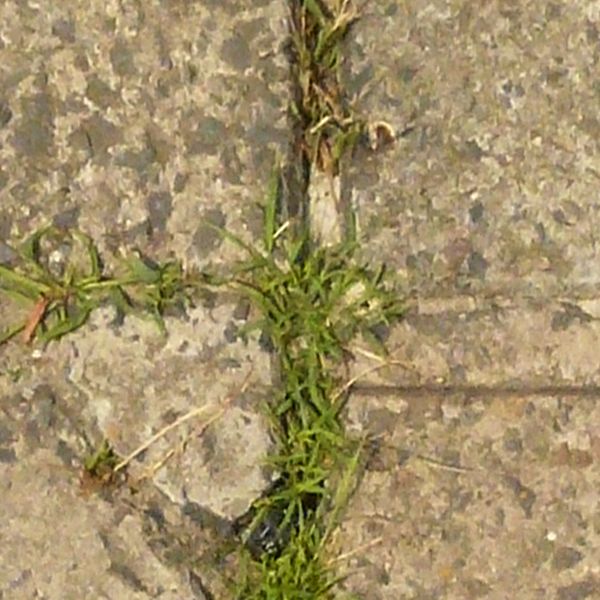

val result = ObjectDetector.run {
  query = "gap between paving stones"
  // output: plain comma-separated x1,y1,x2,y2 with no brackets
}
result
353,385,600,400
228,2,404,596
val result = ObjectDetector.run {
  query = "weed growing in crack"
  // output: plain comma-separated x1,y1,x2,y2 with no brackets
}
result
289,0,364,176
79,438,126,495
0,4,398,596
208,172,403,598
0,226,199,344
83,438,120,479
210,2,403,595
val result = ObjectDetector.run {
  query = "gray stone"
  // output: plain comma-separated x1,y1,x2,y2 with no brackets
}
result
53,206,80,230
0,241,17,265
85,76,120,110
185,116,229,156
333,2,600,598
110,38,137,77
221,34,252,71
193,208,227,258
0,447,16,463
11,94,54,159
0,0,289,597
557,579,598,600
345,1,600,299
51,18,76,43
505,475,536,519
147,192,172,233
81,114,122,158
467,251,488,279
0,101,12,127
0,449,200,599
64,304,274,521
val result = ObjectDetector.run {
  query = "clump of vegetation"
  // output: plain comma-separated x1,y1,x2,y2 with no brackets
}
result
0,2,400,597
211,172,402,598
289,0,364,176
0,226,198,345
223,3,403,594
83,438,121,480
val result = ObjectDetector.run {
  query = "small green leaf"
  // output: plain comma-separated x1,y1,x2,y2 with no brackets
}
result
84,439,120,475
149,308,167,336
108,286,132,315
0,322,26,345
20,226,51,263
286,236,309,266
303,0,326,26
74,231,102,280
331,124,362,163
0,264,51,299
38,303,93,343
123,254,161,285
263,163,281,255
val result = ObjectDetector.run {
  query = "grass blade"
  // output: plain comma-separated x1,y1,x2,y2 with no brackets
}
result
0,321,26,345
38,303,93,343
0,264,51,299
263,164,281,255
20,226,50,263
303,0,327,26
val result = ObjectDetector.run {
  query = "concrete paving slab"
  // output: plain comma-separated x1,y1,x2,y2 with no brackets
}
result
65,305,273,521
2,0,599,598
341,2,600,387
336,391,600,600
334,2,600,598
1,449,202,599
346,1,600,300
0,0,288,597
350,297,600,388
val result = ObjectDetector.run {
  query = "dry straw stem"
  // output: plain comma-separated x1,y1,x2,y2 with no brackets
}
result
330,0,360,33
332,346,414,404
113,369,253,473
325,535,383,568
415,453,474,474
140,407,230,481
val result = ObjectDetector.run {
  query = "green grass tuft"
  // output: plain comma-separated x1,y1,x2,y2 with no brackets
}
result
0,4,400,596
209,168,403,599
83,438,120,477
0,226,199,345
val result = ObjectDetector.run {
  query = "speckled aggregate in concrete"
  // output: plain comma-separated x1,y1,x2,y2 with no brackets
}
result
337,392,600,599
336,2,600,599
347,0,600,300
3,0,600,599
0,0,288,265
0,1,288,598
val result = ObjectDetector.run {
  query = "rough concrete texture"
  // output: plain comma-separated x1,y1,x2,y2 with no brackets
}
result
66,305,273,520
335,1,600,598
338,392,600,600
1,449,204,598
3,0,600,599
348,0,600,299
0,0,287,597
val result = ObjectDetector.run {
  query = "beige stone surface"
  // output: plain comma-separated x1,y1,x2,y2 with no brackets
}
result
337,391,600,600
346,0,600,300
0,0,287,597
2,0,600,598
0,449,199,598
335,2,600,598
